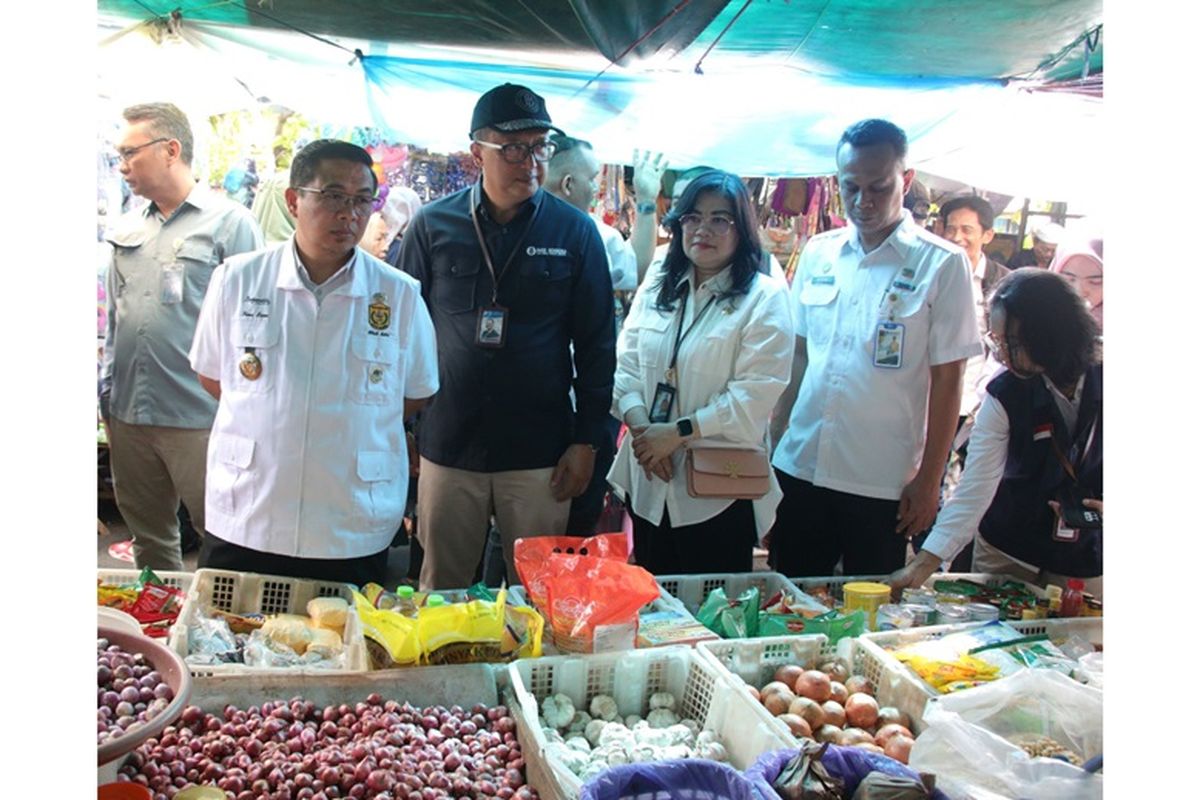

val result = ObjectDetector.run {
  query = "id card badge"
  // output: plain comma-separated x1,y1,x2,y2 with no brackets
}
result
649,382,677,423
873,321,904,368
160,262,184,305
1053,515,1081,543
475,306,508,348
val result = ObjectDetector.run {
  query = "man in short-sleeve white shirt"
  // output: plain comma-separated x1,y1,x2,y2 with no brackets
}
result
190,140,438,584
769,119,980,576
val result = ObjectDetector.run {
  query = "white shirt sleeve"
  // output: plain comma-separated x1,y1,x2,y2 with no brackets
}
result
189,262,228,381
613,283,652,419
921,392,1011,560
928,250,984,366
692,284,795,442
404,291,439,399
607,233,638,292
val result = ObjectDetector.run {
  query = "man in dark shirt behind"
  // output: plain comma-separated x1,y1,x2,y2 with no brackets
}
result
397,83,616,589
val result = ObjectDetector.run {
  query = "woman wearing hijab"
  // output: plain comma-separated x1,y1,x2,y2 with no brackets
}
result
1050,238,1103,332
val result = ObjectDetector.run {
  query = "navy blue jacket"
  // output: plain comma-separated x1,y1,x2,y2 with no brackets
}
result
979,364,1103,577
397,183,615,472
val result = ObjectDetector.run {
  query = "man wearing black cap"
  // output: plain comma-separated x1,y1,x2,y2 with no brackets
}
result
397,83,616,589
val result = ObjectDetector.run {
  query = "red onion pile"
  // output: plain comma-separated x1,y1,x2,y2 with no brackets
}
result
98,636,174,745
114,694,539,800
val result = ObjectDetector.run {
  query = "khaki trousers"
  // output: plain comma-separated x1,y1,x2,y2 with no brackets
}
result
108,417,209,571
972,533,1103,599
416,458,570,591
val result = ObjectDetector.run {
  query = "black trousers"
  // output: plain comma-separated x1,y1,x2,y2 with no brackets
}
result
768,471,907,577
632,500,756,575
199,531,390,587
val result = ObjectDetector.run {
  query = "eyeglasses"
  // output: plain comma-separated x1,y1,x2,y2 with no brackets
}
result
115,138,169,163
294,187,377,214
474,139,557,164
678,213,735,237
984,330,1023,359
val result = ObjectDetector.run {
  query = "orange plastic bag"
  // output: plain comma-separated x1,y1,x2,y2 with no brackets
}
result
514,534,659,653
514,533,630,609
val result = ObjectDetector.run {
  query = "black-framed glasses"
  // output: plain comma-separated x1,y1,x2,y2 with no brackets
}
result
474,139,557,164
984,329,1023,359
294,187,377,214
678,213,734,237
115,138,169,163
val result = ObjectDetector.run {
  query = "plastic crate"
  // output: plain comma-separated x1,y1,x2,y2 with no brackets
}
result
99,665,558,800
508,645,791,799
790,572,1047,606
657,571,825,617
855,616,1103,731
97,568,194,594
169,568,368,678
697,634,931,743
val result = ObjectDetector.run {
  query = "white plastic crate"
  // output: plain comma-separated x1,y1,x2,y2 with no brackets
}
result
697,634,930,743
657,571,825,617
97,567,194,594
790,572,1047,606
169,568,368,678
855,616,1103,731
508,645,791,799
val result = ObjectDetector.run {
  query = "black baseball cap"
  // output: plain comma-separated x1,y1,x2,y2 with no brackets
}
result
470,83,564,137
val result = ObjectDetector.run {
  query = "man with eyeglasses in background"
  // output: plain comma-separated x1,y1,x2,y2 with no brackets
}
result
397,83,615,589
102,102,263,570
189,139,438,583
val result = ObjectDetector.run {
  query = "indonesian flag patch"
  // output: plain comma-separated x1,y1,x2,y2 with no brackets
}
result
1033,423,1053,441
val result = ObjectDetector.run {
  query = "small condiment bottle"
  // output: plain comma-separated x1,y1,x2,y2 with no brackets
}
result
393,585,419,618
1060,579,1085,617
1045,584,1063,617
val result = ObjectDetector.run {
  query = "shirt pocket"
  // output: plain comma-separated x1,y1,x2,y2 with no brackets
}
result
353,449,405,529
175,239,216,300
228,318,281,394
633,309,674,369
514,257,572,315
347,334,405,405
883,288,932,364
209,433,256,515
798,281,839,346
430,246,481,314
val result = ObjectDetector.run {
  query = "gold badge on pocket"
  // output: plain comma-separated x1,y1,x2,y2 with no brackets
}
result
238,350,262,381
368,292,391,330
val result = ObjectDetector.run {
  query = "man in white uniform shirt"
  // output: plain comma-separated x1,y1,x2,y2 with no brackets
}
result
190,140,438,583
769,119,980,576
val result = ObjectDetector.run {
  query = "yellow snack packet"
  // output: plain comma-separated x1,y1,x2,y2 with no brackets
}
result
353,589,421,668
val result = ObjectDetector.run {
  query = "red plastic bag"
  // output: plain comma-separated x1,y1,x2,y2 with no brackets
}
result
515,534,659,653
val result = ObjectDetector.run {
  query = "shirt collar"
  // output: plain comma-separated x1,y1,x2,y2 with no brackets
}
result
674,264,734,295
972,251,989,280
144,182,208,219
278,236,364,295
843,210,922,259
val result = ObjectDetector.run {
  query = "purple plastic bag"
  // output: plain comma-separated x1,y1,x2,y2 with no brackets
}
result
747,746,951,800
580,759,761,800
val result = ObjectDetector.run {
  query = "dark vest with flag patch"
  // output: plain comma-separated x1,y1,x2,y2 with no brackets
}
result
978,364,1102,577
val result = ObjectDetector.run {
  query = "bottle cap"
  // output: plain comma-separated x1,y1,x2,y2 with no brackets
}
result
427,594,446,607
396,585,415,598
1067,579,1085,590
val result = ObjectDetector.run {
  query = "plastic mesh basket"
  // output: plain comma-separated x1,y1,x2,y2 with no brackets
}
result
509,645,790,799
656,572,824,616
790,572,1048,606
169,568,368,678
97,568,194,594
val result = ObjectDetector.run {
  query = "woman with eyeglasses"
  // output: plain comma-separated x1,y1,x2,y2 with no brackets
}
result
889,269,1103,597
607,170,794,574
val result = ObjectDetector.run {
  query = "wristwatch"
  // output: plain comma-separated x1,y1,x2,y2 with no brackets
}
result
675,417,694,438
636,201,657,215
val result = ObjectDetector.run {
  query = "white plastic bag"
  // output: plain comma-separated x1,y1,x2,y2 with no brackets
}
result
909,670,1102,800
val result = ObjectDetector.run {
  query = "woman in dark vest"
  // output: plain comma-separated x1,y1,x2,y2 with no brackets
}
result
889,269,1102,597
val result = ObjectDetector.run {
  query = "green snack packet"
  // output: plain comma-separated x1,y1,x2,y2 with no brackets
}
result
696,586,760,639
931,579,984,598
136,566,166,588
466,582,498,602
760,609,866,643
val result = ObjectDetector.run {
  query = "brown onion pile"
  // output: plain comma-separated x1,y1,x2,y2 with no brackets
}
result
114,694,539,800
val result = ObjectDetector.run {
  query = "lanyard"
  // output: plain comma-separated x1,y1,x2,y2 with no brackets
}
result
665,289,717,385
468,182,542,305
1050,410,1098,483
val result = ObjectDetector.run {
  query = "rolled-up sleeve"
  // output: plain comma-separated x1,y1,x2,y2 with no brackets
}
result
929,250,983,366
921,392,1010,560
692,284,795,442
403,288,439,399
570,222,617,447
